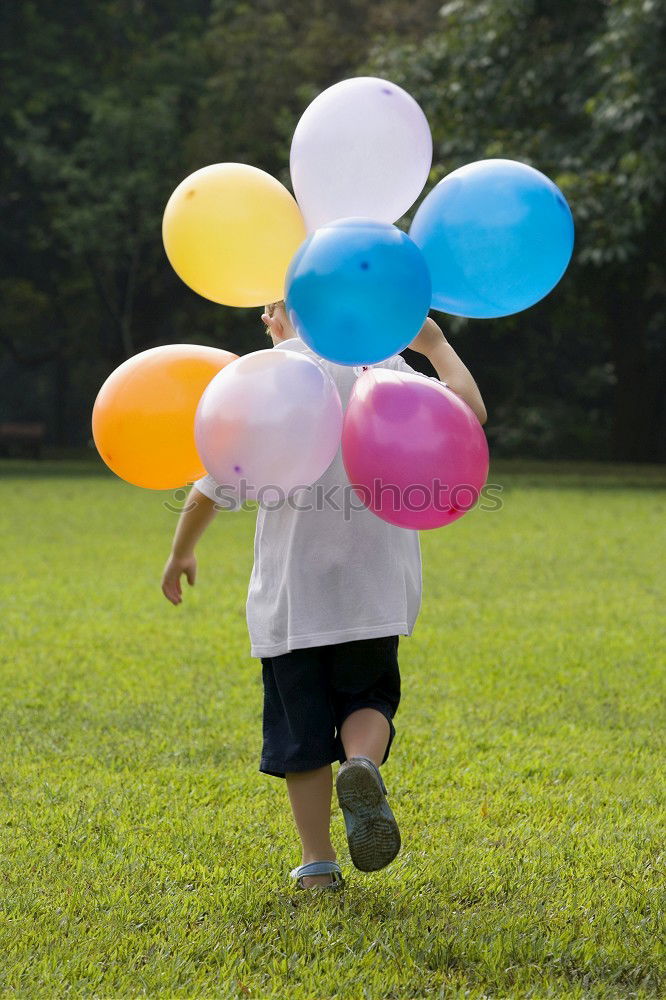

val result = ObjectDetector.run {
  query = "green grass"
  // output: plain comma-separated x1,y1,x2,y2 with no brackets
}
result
0,457,664,999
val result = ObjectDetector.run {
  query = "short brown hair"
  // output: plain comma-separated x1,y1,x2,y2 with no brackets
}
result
263,300,285,336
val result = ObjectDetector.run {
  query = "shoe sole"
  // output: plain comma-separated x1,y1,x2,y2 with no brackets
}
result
336,759,401,872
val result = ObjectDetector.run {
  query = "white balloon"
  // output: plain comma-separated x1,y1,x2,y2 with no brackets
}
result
194,350,343,498
290,76,432,232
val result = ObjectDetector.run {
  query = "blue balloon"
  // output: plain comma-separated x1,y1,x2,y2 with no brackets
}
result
409,159,575,319
285,218,431,366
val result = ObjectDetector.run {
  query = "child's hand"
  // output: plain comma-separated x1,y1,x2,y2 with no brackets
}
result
408,317,447,357
162,552,197,605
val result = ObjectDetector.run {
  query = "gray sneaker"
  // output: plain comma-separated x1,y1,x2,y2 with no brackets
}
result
336,756,401,872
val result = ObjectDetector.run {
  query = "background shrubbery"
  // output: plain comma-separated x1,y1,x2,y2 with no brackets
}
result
1,0,664,461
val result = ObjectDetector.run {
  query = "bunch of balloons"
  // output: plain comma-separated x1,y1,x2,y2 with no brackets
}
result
93,76,574,528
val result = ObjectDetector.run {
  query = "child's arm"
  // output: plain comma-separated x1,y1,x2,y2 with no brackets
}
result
161,487,218,605
408,317,487,425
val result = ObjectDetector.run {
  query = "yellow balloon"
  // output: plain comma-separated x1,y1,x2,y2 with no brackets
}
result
162,163,306,307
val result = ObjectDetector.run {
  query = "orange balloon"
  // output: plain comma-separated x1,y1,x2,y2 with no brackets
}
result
92,344,238,489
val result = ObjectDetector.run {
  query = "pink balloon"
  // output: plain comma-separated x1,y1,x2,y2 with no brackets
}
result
195,349,343,498
342,369,489,530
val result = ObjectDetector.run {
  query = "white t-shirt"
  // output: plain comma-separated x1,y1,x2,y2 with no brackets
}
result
194,336,442,659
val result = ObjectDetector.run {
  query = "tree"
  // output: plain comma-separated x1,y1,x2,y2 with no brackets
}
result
1,0,663,458
367,0,666,460
1,3,218,442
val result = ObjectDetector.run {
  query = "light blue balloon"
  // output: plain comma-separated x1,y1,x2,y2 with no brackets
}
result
409,159,575,319
285,218,431,366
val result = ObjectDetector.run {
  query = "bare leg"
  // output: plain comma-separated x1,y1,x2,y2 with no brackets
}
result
339,707,390,768
284,710,390,888
285,765,337,887
337,708,400,873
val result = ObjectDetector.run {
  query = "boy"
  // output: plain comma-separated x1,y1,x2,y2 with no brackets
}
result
162,302,487,890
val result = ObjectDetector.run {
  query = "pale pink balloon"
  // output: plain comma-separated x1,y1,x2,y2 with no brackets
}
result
290,76,432,232
342,369,489,530
195,350,343,498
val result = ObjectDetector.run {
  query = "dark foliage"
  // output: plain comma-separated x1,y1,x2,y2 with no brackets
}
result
1,0,664,460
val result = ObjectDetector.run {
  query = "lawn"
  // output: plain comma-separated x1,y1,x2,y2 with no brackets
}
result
0,457,664,999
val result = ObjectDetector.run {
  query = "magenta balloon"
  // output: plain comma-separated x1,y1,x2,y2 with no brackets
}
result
341,369,489,530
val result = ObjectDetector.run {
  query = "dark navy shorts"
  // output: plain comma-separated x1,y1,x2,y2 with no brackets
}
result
259,635,401,779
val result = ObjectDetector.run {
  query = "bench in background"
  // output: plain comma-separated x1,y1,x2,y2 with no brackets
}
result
0,422,46,459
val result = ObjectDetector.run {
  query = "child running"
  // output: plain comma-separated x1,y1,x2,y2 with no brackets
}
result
161,302,487,890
